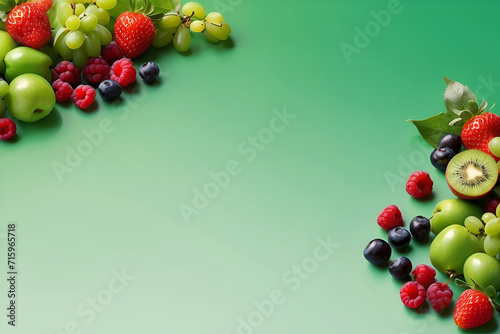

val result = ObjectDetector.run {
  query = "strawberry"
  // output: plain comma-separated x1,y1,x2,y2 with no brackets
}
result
37,0,53,12
6,2,52,50
461,112,500,161
453,289,494,329
114,11,156,59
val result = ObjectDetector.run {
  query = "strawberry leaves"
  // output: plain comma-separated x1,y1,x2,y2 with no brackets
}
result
408,76,495,148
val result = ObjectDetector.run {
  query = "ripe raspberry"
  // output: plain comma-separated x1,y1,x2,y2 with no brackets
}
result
427,282,453,311
82,57,111,86
102,41,124,65
38,0,53,12
52,61,81,87
71,85,96,109
52,79,73,102
377,205,403,231
0,118,17,141
406,171,433,198
110,58,136,87
400,281,427,309
412,264,436,289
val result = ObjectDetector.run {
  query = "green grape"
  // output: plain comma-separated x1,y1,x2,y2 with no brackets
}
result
203,29,219,43
75,4,85,16
205,22,228,40
182,2,206,19
85,4,100,19
485,217,500,236
152,28,174,48
80,14,98,32
497,203,500,218
205,12,223,24
54,31,74,60
483,234,500,256
465,216,484,235
489,137,500,158
72,48,89,69
0,81,9,97
65,30,85,49
66,15,81,31
159,11,181,29
97,8,110,25
221,21,231,35
57,2,74,26
189,20,205,33
173,26,191,52
482,212,496,224
94,24,112,45
478,235,486,252
83,31,101,57
74,0,86,4
96,0,116,11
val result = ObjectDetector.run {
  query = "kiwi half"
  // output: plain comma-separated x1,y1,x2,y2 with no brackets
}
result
445,149,499,200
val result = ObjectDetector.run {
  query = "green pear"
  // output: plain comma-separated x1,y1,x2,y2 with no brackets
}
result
430,198,483,235
0,31,17,75
4,47,53,83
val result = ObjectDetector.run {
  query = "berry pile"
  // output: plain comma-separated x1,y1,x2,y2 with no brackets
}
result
365,77,500,330
0,0,233,141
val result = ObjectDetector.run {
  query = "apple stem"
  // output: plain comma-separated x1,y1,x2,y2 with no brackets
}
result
34,109,43,114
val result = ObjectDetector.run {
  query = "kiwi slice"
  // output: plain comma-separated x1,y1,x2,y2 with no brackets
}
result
446,149,499,200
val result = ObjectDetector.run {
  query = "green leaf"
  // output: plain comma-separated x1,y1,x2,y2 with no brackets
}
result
455,278,470,288
485,286,498,300
47,0,66,30
407,113,463,148
443,77,478,118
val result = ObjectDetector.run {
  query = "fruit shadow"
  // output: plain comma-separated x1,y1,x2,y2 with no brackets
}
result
459,316,498,333
15,107,62,134
406,300,430,315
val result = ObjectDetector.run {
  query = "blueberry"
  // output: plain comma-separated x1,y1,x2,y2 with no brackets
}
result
139,62,160,84
430,146,455,171
438,133,462,153
388,256,412,280
363,238,392,265
98,80,122,101
410,216,431,241
388,227,411,250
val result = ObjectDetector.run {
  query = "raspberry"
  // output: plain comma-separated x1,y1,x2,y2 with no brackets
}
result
406,171,433,198
52,60,81,87
412,264,436,289
52,79,73,102
400,281,427,309
0,118,17,141
101,41,124,65
427,282,453,311
71,85,96,109
82,57,111,86
110,58,136,88
377,205,403,231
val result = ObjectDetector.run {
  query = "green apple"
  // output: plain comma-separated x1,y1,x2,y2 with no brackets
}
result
4,47,53,83
4,74,55,122
463,252,500,291
430,198,483,235
0,31,17,75
429,224,480,277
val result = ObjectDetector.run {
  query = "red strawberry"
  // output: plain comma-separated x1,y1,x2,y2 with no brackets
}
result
462,112,500,161
37,0,53,12
6,2,52,50
114,11,155,59
454,289,494,329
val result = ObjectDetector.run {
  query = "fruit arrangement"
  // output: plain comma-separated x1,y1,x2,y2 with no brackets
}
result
0,0,232,140
363,77,500,330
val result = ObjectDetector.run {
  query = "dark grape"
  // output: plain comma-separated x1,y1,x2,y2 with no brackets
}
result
363,239,392,265
410,216,431,241
388,256,412,279
388,227,411,250
438,133,462,153
430,146,455,171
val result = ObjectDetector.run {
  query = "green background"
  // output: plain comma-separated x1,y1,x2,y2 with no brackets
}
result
2,0,500,333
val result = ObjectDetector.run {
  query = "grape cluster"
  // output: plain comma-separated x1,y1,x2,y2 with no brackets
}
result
465,205,500,256
152,1,231,52
53,0,115,68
